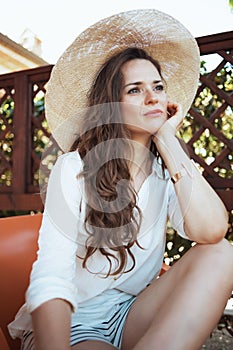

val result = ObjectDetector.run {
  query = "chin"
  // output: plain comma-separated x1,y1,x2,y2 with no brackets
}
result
145,124,164,135
126,120,166,139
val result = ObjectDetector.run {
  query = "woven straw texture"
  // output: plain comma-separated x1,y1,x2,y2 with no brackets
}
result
45,9,200,151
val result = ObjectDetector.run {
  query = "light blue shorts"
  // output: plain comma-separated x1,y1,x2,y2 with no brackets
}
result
21,289,136,349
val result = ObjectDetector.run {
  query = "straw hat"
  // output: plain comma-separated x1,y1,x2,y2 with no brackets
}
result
45,9,200,152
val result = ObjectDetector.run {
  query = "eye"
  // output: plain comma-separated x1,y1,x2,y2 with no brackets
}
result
153,84,164,92
127,87,141,94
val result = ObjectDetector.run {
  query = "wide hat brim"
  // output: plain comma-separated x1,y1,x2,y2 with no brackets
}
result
45,9,200,152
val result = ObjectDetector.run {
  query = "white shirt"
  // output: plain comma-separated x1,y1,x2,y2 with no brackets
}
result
8,151,188,339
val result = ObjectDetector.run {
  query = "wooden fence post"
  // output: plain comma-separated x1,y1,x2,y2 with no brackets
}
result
12,72,29,197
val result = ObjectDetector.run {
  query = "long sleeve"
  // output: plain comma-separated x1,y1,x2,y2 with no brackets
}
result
26,152,83,313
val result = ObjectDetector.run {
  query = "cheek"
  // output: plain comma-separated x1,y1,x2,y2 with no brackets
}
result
162,95,168,108
121,104,141,124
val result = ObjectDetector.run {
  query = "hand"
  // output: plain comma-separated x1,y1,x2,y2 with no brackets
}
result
152,102,183,143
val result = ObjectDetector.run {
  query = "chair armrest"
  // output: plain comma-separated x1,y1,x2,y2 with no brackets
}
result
0,328,10,350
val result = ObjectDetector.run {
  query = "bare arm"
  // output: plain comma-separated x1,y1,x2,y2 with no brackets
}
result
31,298,71,350
153,103,228,243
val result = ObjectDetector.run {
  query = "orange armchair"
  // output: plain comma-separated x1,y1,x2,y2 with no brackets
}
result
0,214,42,350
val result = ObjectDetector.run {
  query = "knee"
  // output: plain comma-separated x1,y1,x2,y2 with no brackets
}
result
195,238,233,277
217,238,233,269
210,238,233,262
210,239,233,292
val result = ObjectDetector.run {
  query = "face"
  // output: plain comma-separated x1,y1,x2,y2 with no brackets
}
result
120,59,168,144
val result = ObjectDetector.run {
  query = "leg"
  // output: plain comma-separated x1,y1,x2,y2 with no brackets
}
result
121,238,233,350
72,340,117,349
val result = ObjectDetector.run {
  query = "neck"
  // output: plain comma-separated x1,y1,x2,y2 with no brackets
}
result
129,139,152,183
129,133,151,161
130,132,151,149
132,142,149,165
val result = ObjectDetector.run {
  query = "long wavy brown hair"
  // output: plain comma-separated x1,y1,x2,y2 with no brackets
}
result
71,47,164,276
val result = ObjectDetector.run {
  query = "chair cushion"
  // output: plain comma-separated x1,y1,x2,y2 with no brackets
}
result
0,214,42,350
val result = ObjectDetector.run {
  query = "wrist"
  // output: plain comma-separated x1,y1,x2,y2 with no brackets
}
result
153,133,178,151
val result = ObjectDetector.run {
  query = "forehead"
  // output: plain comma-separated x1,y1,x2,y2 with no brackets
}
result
121,59,161,82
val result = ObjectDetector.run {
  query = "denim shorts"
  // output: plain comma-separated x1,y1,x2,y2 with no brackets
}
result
21,289,136,349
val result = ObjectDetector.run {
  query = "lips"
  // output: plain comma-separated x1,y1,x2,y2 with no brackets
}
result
143,109,163,117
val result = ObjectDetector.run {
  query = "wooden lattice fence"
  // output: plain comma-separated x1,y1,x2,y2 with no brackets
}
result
0,31,232,236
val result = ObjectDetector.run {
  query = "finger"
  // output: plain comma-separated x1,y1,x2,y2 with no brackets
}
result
167,102,183,119
167,102,177,117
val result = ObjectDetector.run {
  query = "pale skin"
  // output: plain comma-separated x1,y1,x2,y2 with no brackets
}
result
31,59,233,350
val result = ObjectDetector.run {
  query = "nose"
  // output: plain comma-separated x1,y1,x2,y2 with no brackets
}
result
145,89,158,105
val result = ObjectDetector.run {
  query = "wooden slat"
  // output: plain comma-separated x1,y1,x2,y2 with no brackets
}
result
197,31,233,54
190,109,233,151
200,75,233,107
12,73,28,193
215,190,233,211
210,148,231,169
218,50,233,66
0,194,43,210
205,177,233,188
188,102,228,144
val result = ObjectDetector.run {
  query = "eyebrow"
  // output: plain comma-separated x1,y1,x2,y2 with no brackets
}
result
123,80,162,88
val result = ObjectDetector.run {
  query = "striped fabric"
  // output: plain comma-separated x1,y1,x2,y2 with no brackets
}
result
70,296,135,347
21,330,34,350
21,293,136,349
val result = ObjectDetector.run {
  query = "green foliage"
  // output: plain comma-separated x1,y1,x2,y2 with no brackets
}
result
33,96,50,156
229,0,233,10
164,223,193,266
0,97,14,185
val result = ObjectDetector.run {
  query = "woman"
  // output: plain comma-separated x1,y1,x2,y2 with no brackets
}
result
8,9,233,350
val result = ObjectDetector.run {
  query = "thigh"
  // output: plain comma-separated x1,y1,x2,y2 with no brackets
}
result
121,239,233,349
121,261,181,349
72,340,117,349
